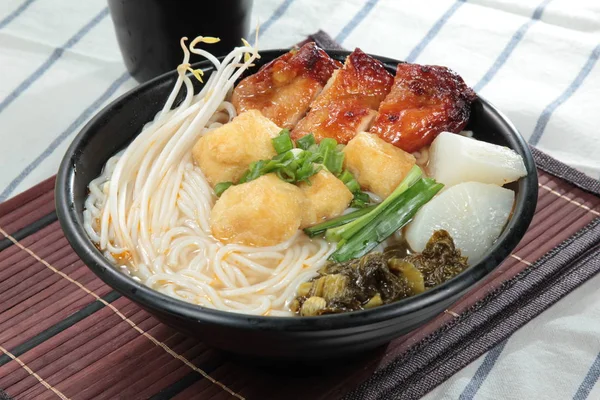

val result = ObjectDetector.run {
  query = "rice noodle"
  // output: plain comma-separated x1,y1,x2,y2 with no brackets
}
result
412,146,429,168
84,37,335,316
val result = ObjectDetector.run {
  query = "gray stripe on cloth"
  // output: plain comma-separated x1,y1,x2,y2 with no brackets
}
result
529,43,600,145
405,0,467,63
458,340,509,400
249,0,295,45
0,71,131,202
531,147,600,196
473,0,553,92
573,352,600,400
0,0,37,30
0,7,109,115
335,0,381,44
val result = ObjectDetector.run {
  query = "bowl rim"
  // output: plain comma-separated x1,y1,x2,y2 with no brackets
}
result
56,48,538,331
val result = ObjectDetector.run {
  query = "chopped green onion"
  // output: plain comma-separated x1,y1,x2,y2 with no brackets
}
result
272,129,293,154
238,169,250,184
249,160,266,181
274,148,300,163
262,159,284,174
328,177,443,262
323,166,443,262
307,143,320,154
337,169,369,207
238,160,266,184
296,133,316,150
277,168,296,182
307,151,323,164
287,160,300,173
344,178,360,193
226,134,349,189
214,181,233,196
273,152,287,161
297,160,321,183
326,166,423,243
319,138,337,156
350,191,370,208
303,205,376,237
338,170,354,184
287,148,305,158
354,191,369,201
324,151,344,175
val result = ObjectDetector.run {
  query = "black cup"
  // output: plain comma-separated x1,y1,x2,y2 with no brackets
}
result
108,0,254,83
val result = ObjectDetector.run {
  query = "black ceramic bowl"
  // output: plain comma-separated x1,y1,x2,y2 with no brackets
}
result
56,50,538,360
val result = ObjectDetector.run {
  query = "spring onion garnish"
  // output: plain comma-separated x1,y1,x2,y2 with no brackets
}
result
303,205,376,237
276,167,296,182
326,166,422,242
350,191,370,208
339,171,360,193
318,138,343,175
296,133,316,150
326,166,444,262
337,170,369,208
238,160,266,184
272,129,294,154
214,181,233,196
216,133,372,209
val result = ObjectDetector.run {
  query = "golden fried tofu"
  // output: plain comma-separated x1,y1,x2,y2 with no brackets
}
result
192,110,281,187
231,43,341,129
343,132,416,199
292,48,394,144
210,174,305,247
369,64,476,153
298,170,353,228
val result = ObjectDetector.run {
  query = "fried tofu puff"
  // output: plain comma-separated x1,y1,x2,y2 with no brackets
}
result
231,42,341,129
210,174,305,247
192,110,281,187
343,132,416,199
298,170,353,228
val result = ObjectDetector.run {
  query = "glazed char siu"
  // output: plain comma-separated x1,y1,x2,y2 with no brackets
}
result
231,43,341,129
291,48,394,144
369,64,476,153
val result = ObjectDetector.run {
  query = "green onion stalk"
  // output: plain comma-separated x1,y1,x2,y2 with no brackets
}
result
326,166,444,262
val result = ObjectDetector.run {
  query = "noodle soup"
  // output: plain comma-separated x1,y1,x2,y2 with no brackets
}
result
84,37,527,317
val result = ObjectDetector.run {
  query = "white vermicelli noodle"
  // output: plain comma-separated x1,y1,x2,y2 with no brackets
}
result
412,146,430,168
84,37,335,316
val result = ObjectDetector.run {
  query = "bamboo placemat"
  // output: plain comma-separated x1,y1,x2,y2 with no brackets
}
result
1,34,600,400
1,150,599,400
